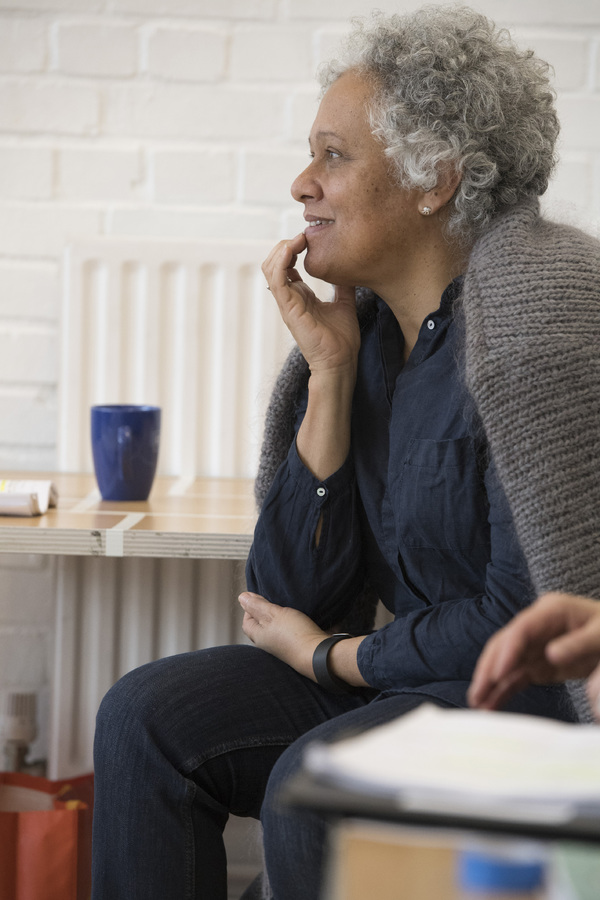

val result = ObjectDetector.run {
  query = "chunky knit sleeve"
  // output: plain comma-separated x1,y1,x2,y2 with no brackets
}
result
253,345,309,510
463,201,600,720
464,200,600,601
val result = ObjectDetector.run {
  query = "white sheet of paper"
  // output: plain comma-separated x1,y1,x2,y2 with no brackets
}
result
305,704,600,823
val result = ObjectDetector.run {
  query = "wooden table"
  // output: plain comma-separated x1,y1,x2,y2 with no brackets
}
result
0,472,257,560
0,471,258,778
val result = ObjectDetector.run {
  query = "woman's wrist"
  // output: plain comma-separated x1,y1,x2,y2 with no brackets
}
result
296,368,356,480
327,635,369,688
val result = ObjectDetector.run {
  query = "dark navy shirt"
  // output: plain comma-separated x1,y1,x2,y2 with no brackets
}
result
246,282,572,716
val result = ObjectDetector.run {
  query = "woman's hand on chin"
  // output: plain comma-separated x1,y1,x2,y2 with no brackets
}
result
238,591,327,680
262,234,360,378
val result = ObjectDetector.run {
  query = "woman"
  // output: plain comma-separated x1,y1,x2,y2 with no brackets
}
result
92,7,588,899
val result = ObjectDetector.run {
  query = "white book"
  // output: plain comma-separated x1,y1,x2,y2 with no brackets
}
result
0,479,58,517
305,703,600,825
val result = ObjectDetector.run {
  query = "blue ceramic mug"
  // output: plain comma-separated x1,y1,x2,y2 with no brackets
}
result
91,405,161,501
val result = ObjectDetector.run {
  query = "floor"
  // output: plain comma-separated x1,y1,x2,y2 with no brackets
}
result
226,816,263,899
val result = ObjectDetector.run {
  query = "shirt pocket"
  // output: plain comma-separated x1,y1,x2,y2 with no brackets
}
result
392,436,489,551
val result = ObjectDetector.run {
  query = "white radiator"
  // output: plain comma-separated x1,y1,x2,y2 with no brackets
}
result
51,238,301,778
58,237,292,478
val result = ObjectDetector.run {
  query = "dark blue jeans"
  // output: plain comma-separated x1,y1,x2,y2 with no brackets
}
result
91,643,456,899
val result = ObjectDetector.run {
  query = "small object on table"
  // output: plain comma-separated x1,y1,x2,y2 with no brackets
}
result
0,479,58,517
91,404,161,501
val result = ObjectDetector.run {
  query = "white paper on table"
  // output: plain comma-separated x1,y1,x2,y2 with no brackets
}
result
0,479,58,516
305,704,600,824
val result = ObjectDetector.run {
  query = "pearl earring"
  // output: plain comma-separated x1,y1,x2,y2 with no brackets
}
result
420,206,432,216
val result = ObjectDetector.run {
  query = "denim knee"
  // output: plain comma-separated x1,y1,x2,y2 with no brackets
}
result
94,656,182,767
94,646,265,775
95,666,146,765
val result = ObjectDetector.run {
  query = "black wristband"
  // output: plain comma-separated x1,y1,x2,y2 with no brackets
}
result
312,634,354,694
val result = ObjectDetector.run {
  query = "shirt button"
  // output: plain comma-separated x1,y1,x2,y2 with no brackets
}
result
427,320,435,330
316,486,327,498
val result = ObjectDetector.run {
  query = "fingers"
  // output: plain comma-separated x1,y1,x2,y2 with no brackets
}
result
262,234,307,294
468,624,530,709
467,633,503,708
238,592,276,621
239,592,272,645
544,604,600,672
469,593,600,711
468,602,564,709
546,627,600,668
472,669,532,711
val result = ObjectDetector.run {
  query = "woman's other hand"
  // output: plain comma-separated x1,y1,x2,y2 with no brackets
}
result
239,591,329,680
468,592,600,719
262,233,360,378
238,592,369,688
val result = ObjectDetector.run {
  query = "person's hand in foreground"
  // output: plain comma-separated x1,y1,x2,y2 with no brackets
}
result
468,592,600,719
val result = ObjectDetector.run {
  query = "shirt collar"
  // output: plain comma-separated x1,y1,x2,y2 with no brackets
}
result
374,275,464,322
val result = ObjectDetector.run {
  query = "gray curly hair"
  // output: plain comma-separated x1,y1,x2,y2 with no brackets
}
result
319,5,559,241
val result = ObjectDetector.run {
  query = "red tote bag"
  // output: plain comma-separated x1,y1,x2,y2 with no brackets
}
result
0,771,93,900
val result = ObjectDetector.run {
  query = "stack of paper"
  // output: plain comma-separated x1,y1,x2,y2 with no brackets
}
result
305,704,600,824
0,479,58,517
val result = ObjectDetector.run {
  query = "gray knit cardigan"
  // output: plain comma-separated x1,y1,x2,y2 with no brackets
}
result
254,198,600,717
464,198,600,603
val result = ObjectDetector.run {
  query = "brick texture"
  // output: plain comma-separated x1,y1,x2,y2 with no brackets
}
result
0,146,53,200
0,81,99,135
102,82,286,139
57,22,138,78
0,261,58,321
146,26,227,82
0,18,47,73
242,149,309,204
58,147,142,201
152,149,236,204
231,26,313,81
0,327,57,384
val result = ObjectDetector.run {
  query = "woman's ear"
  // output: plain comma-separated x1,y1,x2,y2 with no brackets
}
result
420,165,462,215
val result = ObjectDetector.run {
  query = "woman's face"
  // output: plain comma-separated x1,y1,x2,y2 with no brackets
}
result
291,69,422,290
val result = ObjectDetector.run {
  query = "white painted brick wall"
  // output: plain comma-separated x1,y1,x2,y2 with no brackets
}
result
0,390,56,447
0,326,56,385
58,147,143,201
242,149,309,204
146,25,227,82
0,0,598,766
0,81,100,134
0,18,47,72
230,26,314,81
56,21,139,77
523,34,590,90
110,0,278,18
0,261,58,320
0,146,53,200
0,206,102,256
153,148,236,203
102,82,286,139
